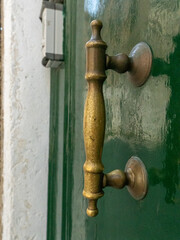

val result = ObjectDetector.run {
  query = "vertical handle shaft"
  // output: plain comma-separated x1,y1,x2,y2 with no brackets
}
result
83,20,107,217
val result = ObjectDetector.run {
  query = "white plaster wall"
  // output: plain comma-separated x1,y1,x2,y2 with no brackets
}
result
3,0,50,239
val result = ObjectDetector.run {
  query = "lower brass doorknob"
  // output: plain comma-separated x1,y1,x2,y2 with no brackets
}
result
103,157,148,200
83,20,151,217
84,157,148,217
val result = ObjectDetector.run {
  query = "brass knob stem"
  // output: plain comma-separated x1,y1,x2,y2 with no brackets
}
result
106,54,131,74
103,169,127,189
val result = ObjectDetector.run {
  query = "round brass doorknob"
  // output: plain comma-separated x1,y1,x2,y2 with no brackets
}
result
103,157,148,200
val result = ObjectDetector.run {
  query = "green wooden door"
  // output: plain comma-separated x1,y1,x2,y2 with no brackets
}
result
48,1,180,239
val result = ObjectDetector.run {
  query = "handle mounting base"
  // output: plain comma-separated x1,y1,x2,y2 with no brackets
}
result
125,156,148,200
128,42,152,86
103,156,148,201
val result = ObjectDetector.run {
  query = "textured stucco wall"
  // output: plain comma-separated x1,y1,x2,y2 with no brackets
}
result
3,0,50,239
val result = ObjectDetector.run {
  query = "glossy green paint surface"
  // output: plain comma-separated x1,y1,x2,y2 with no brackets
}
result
47,68,65,240
48,0,180,239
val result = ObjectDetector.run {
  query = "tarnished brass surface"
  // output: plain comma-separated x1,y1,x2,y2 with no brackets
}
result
106,54,131,74
83,20,106,217
125,157,148,200
103,157,148,200
103,169,127,189
128,42,152,86
83,20,149,217
106,43,152,86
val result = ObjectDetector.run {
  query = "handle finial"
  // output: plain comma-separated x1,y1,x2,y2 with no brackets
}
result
90,20,103,41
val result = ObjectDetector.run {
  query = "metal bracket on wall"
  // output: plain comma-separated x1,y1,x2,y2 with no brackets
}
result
40,1,64,68
48,0,64,3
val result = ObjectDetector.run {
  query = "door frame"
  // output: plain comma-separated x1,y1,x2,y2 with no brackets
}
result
47,1,77,239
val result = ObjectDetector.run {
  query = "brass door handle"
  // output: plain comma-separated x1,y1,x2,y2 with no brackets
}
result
83,20,151,217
